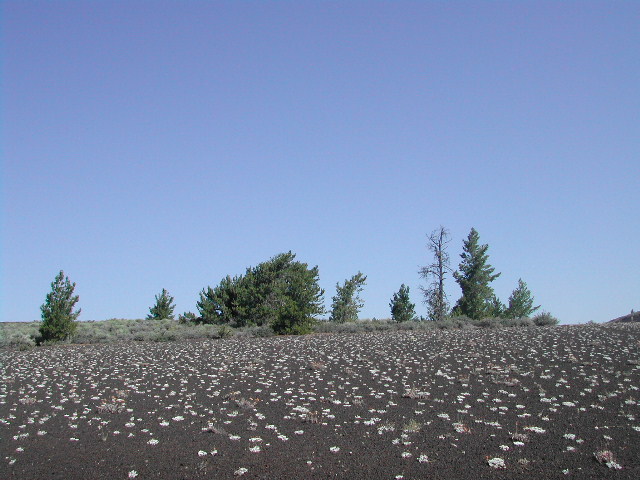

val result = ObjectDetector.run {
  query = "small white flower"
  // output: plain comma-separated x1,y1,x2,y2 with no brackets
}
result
172,416,184,422
128,471,138,479
417,454,429,463
148,439,159,445
198,450,207,457
234,467,248,476
294,430,304,435
499,445,510,451
523,426,546,434
229,435,241,441
159,421,169,427
401,451,412,458
487,457,506,469
249,446,261,453
330,446,340,453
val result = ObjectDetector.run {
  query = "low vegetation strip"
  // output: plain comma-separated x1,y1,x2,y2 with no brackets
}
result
0,314,558,350
1,323,639,479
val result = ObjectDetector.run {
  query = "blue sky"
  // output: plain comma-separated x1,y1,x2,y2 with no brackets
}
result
2,1,638,324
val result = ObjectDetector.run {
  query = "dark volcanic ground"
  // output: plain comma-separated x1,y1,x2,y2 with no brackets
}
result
1,323,639,479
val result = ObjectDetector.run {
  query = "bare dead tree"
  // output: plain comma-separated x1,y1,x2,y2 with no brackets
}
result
419,226,452,321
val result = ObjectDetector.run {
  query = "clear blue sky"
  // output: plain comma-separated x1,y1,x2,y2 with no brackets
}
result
2,1,638,324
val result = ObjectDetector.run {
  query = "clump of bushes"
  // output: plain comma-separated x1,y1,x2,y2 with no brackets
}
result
532,312,559,326
6,332,37,351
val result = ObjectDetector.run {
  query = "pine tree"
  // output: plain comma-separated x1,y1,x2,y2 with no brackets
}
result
452,228,501,320
504,278,540,318
40,270,80,342
197,252,325,333
147,288,176,320
329,272,367,323
487,294,506,318
419,226,452,321
389,284,416,322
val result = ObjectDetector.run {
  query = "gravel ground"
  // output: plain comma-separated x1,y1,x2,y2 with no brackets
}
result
1,323,639,479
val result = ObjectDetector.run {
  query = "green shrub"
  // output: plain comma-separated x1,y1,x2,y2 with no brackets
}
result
532,312,559,326
239,325,275,338
218,324,235,339
7,333,36,351
178,312,198,324
503,317,535,327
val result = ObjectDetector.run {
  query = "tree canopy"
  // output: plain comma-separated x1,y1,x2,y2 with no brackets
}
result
40,270,80,342
197,252,324,334
452,228,501,319
147,288,176,320
330,272,367,323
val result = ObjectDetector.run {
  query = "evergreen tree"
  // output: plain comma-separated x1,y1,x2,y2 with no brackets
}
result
487,294,506,318
505,278,540,318
197,252,325,333
147,288,176,320
419,226,452,321
452,228,501,319
39,270,80,342
389,284,416,322
329,272,367,323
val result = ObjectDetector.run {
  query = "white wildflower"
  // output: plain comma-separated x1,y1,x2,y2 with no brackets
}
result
487,457,506,469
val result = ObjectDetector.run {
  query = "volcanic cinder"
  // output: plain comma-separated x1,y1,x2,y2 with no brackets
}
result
1,323,639,479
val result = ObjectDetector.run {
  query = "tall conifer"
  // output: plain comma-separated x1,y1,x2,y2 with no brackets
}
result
452,228,500,319
40,271,80,341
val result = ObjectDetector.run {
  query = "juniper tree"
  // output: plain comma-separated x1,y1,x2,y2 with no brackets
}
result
147,288,176,320
504,278,540,318
389,284,416,322
329,272,367,323
419,226,452,321
452,228,501,320
40,270,80,342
